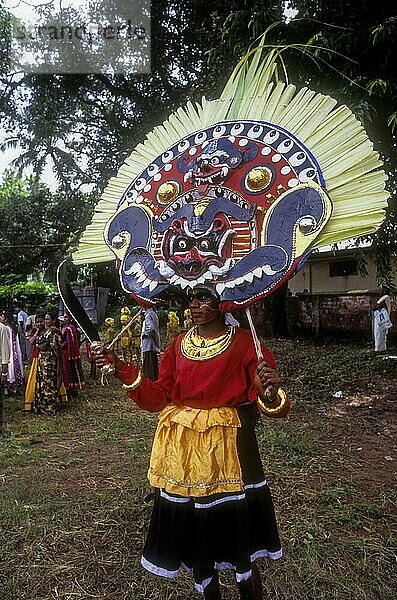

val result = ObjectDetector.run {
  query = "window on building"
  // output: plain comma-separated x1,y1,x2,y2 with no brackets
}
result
329,259,358,277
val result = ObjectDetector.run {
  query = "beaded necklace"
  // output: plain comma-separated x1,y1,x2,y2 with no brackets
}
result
180,325,236,361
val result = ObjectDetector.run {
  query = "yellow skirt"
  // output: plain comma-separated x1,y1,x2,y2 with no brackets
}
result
24,356,68,412
148,404,243,497
24,356,38,412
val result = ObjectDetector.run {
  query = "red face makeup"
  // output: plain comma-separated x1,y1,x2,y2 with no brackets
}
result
187,289,220,325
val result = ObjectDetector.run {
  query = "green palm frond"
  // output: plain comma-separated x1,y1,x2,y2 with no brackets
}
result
73,38,389,265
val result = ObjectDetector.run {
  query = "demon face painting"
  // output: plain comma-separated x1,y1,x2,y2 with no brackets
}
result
105,120,332,310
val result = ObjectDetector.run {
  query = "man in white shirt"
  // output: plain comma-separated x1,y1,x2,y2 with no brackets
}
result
15,304,28,364
373,286,392,353
0,320,12,433
25,308,36,365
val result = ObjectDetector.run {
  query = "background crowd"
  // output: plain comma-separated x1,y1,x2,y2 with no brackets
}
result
0,302,175,427
0,306,86,425
0,284,392,435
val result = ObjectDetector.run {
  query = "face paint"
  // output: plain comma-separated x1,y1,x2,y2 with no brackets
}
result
187,289,221,325
199,303,217,312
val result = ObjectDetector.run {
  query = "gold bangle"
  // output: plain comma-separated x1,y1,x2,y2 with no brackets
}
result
257,388,288,415
122,370,143,390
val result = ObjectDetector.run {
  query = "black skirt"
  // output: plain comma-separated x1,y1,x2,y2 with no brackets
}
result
141,404,282,594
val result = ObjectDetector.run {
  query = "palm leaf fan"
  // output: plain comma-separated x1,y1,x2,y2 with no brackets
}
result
72,39,389,312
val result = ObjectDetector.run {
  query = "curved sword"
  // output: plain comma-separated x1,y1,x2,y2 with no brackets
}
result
56,260,101,343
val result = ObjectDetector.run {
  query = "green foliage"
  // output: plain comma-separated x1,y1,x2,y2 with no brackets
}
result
1,1,249,190
316,480,353,506
366,78,388,96
0,0,396,286
261,428,316,465
0,171,97,283
370,15,397,44
387,111,397,134
208,1,397,282
267,337,397,405
0,280,58,311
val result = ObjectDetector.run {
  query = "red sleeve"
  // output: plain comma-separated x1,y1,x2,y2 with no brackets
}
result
115,339,178,412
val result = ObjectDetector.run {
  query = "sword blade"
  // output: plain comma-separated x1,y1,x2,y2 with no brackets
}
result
56,260,101,343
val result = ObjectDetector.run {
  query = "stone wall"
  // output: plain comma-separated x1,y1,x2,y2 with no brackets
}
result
286,293,396,338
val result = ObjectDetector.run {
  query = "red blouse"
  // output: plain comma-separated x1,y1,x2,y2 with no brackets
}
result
116,327,278,413
28,332,39,359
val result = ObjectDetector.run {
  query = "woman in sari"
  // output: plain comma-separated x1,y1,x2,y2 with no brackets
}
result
61,313,85,398
34,312,67,415
24,313,45,412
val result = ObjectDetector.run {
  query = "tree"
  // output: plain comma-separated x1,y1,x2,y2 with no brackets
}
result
0,171,96,283
0,0,395,288
208,1,397,285
1,0,261,191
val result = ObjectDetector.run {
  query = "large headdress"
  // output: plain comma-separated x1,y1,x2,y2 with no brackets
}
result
73,43,389,311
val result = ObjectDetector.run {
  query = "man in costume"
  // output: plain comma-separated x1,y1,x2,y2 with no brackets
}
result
93,286,289,599
120,307,134,363
103,317,116,344
64,34,388,600
130,311,143,364
183,308,194,330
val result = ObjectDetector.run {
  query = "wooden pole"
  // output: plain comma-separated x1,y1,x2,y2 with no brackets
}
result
245,305,273,400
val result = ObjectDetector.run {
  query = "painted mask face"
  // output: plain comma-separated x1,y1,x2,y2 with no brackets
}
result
105,120,331,311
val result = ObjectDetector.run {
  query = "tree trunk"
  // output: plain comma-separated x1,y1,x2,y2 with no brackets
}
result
240,283,290,339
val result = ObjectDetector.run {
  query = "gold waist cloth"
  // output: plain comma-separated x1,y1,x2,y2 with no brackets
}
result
148,404,243,497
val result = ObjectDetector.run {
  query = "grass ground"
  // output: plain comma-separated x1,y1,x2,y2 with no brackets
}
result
0,337,396,599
